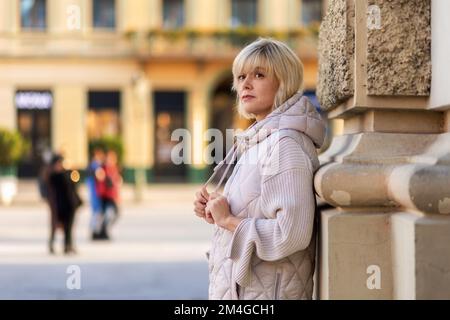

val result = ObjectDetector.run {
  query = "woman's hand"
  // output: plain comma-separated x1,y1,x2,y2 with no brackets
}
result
206,192,242,232
205,192,230,228
193,186,214,224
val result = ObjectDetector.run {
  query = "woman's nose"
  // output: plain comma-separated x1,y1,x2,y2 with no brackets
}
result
243,77,252,89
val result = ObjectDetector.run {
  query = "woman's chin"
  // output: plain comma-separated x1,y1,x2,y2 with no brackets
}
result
243,106,258,115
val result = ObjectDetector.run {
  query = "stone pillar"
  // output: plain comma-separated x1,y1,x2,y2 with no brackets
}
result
148,0,163,29
122,74,152,190
121,0,153,32
187,83,210,183
0,0,16,33
52,85,87,169
0,86,15,130
315,0,450,299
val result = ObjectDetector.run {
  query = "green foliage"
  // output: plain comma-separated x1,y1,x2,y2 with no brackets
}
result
143,26,315,45
0,128,29,167
88,136,124,164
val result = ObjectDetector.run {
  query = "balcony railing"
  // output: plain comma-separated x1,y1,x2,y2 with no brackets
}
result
125,25,320,60
0,24,320,60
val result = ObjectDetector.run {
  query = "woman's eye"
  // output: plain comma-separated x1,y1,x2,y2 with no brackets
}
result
255,73,264,78
238,75,245,81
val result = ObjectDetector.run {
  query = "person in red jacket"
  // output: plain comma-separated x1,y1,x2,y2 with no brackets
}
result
94,149,121,240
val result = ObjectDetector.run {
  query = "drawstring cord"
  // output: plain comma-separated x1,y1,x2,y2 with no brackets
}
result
202,121,259,194
202,143,238,193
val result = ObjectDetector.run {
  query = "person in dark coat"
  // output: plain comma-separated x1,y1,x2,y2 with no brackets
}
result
45,154,82,255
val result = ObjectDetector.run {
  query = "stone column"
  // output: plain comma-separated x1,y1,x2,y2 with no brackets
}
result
315,0,450,299
53,85,87,169
122,73,152,191
0,0,16,33
0,86,15,130
187,82,210,183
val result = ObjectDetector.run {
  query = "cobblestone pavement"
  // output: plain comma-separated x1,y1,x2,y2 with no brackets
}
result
0,184,213,300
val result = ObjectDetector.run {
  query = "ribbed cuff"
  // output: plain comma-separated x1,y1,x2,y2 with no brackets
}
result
226,218,251,260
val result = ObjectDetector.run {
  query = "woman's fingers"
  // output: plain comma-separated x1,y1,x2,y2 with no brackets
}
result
194,209,205,218
200,187,210,202
208,191,222,201
194,202,206,213
194,204,206,216
195,191,207,204
205,214,214,224
194,206,214,224
205,207,214,224
194,188,217,225
194,201,206,214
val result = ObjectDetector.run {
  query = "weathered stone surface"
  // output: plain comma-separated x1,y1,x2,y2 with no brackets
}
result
315,0,448,301
317,0,355,111
367,0,431,96
390,213,450,299
415,216,450,299
320,210,393,299
315,132,450,214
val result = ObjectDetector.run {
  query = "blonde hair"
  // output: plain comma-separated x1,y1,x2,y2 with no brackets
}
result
232,38,304,119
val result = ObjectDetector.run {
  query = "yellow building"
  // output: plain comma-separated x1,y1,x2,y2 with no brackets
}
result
0,0,323,183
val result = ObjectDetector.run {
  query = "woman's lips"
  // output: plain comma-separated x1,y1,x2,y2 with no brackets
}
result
242,95,255,102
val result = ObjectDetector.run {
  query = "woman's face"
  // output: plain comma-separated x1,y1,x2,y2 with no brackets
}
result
236,66,279,121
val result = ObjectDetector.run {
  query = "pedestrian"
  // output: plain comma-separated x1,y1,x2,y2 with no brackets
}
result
95,149,121,240
86,147,105,240
193,38,326,299
45,154,82,255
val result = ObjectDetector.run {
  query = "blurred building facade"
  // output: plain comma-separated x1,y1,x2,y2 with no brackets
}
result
0,0,324,182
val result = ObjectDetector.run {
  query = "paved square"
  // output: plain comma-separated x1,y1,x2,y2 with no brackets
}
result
0,184,213,299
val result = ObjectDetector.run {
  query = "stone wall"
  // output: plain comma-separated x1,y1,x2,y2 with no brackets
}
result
315,0,450,299
317,0,355,111
318,0,432,113
366,0,431,96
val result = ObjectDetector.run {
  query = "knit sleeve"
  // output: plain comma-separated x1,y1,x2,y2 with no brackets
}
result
226,136,316,262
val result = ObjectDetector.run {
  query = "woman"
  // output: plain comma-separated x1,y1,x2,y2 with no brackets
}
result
95,149,121,240
193,38,326,300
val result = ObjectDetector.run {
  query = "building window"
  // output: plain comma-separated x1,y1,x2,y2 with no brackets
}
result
163,0,185,29
301,0,322,25
15,90,52,178
231,0,257,27
20,0,47,30
153,91,187,182
87,91,121,140
93,0,116,29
